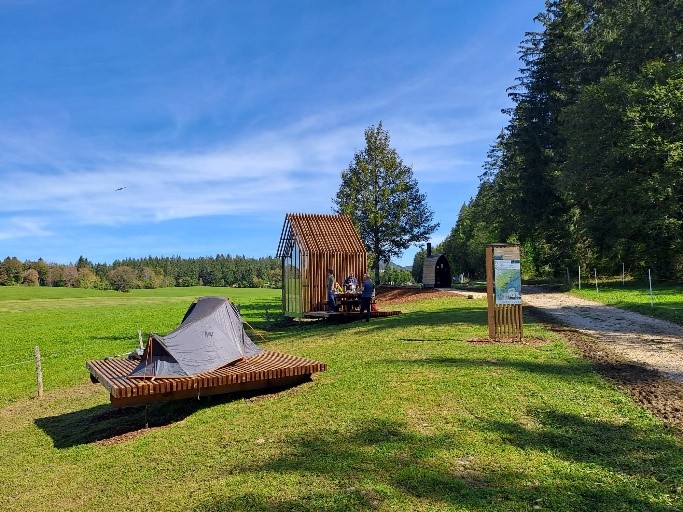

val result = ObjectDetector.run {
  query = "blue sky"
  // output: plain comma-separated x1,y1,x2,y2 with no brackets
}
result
0,1,545,267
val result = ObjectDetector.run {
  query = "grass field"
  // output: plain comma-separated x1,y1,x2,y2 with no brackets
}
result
570,280,683,326
1,286,682,511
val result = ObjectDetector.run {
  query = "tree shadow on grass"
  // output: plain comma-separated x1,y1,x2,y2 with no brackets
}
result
195,490,372,512
364,306,544,338
195,417,682,511
483,408,683,481
261,304,544,347
34,384,301,448
383,356,596,383
324,304,492,337
231,299,281,316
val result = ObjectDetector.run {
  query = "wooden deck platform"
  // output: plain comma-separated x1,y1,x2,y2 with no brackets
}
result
303,310,401,320
87,351,326,407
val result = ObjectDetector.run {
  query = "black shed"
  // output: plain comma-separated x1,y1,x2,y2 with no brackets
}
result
422,243,451,288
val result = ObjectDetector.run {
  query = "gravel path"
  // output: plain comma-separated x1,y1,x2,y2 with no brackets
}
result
522,286,683,383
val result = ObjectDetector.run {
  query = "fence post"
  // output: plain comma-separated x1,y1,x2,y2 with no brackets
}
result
594,269,599,293
578,265,581,290
34,346,43,398
648,268,653,307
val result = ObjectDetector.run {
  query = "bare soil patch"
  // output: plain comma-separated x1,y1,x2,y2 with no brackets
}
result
375,286,467,306
465,336,548,346
536,318,683,434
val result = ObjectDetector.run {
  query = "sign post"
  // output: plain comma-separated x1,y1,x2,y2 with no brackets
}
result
486,243,523,340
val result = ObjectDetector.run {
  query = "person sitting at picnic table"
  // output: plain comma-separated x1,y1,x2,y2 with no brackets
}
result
344,272,359,291
359,273,375,322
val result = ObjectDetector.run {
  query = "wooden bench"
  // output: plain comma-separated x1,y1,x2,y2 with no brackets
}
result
87,350,326,407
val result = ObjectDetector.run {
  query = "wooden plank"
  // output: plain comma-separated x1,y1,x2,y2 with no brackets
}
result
485,246,495,338
87,350,326,407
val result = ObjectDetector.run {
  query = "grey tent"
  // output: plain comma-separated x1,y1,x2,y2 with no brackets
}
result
129,296,261,378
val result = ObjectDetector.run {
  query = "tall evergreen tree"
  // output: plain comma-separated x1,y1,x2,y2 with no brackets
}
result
446,0,683,279
334,123,439,282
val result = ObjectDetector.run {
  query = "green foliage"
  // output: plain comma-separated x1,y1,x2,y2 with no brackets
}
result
1,289,682,510
334,122,439,282
411,249,426,283
0,256,23,285
379,267,413,286
22,268,39,286
445,0,683,280
442,198,498,279
107,265,139,292
561,60,683,275
2,254,283,290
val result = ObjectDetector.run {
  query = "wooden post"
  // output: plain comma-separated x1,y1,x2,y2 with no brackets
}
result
578,265,581,290
34,346,44,398
485,246,495,338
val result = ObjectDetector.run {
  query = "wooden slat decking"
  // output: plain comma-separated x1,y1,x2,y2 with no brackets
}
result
303,310,401,320
87,351,326,407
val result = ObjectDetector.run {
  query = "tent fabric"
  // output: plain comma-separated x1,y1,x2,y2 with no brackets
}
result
129,296,262,378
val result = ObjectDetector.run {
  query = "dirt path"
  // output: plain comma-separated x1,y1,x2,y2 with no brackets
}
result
522,286,683,383
518,286,683,432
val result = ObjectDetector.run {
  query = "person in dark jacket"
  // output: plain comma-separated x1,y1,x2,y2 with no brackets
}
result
359,273,375,322
343,272,359,291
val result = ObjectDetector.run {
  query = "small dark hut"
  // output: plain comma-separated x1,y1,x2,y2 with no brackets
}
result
422,243,451,288
276,213,367,318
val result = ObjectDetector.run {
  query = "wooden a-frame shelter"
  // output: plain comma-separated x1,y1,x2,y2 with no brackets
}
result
276,213,367,318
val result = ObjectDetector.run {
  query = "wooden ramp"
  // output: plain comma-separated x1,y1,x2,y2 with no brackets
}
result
87,351,326,407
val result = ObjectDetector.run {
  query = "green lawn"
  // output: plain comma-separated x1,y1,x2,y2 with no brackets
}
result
570,280,683,326
0,286,281,407
1,287,682,511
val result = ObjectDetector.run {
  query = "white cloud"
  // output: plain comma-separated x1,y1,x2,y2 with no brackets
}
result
0,101,498,241
0,217,52,241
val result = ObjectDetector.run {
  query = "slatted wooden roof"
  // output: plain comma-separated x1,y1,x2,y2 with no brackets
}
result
276,213,366,257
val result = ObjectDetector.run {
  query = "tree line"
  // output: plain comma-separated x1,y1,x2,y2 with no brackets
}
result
0,254,282,291
440,0,683,281
0,253,418,291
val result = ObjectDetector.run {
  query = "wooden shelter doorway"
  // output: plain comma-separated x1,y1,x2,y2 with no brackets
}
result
276,213,367,318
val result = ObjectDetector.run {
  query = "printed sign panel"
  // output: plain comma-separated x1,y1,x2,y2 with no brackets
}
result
494,259,522,304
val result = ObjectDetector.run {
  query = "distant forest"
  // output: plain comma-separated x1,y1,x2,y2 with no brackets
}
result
0,255,281,291
435,0,683,281
0,254,416,291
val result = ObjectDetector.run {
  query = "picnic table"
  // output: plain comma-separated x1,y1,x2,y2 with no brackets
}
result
336,291,361,311
336,291,378,312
